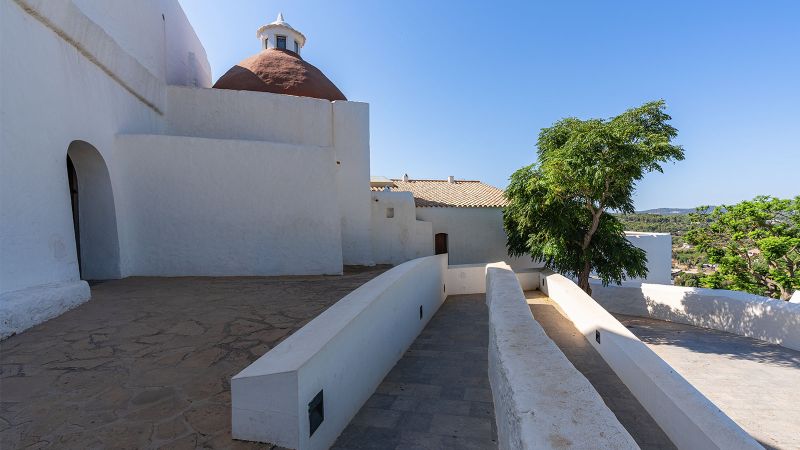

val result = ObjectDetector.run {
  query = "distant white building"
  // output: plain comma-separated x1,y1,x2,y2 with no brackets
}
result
370,176,536,269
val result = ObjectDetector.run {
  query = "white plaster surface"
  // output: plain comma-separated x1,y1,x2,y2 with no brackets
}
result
370,191,433,265
445,264,540,296
624,232,672,285
541,271,761,450
0,281,90,339
231,255,448,449
114,134,344,276
165,86,333,146
332,101,374,266
592,281,800,352
415,207,538,269
485,263,637,450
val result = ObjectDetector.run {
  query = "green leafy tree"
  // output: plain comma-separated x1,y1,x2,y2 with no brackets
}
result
504,100,684,294
686,196,800,300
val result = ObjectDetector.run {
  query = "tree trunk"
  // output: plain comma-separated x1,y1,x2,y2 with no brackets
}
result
578,260,592,295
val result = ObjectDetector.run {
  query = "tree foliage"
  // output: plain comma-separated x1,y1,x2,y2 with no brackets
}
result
504,100,684,294
686,196,800,300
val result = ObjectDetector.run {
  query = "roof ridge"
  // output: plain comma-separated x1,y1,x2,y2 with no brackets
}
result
391,179,484,183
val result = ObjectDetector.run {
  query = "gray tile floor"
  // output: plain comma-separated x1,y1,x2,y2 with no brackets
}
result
333,294,497,450
526,291,676,450
617,314,800,450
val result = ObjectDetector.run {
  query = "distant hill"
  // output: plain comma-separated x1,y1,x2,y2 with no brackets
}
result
636,207,716,215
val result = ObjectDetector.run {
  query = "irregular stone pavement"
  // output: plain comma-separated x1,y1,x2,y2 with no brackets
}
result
525,291,676,450
617,314,800,450
333,294,497,450
0,266,388,449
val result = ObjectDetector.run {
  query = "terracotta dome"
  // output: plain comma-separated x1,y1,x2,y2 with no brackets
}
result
213,49,346,101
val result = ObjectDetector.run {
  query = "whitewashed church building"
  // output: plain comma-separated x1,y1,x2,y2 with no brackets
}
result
0,1,536,337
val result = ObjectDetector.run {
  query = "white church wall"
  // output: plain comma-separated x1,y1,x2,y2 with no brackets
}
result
414,207,537,269
1,0,165,295
370,191,433,265
165,86,333,146
114,134,344,276
161,0,212,88
333,101,374,266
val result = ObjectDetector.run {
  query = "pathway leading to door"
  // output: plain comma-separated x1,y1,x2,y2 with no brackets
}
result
333,294,497,450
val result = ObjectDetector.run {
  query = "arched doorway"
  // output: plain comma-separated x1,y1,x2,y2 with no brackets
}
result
66,141,121,280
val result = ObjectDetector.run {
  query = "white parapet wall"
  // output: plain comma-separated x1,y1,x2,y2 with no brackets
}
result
624,231,672,284
231,255,447,449
541,271,761,450
591,281,800,352
446,263,539,295
485,263,638,449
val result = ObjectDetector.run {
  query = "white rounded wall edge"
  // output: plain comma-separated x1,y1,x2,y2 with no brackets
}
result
541,271,762,450
0,280,91,339
231,255,448,449
591,281,800,352
485,263,637,449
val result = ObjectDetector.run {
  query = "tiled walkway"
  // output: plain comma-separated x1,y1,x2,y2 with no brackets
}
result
617,314,800,450
525,291,676,450
333,294,497,450
0,266,388,449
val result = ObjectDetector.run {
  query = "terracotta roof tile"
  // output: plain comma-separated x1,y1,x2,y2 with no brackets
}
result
370,179,507,208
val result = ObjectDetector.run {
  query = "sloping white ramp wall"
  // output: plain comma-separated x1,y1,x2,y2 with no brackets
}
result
542,271,761,450
231,255,447,449
485,263,637,449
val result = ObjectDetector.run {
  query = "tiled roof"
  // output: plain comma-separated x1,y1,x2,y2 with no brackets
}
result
370,179,508,208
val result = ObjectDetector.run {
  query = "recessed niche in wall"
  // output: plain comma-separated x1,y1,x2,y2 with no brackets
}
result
386,208,394,218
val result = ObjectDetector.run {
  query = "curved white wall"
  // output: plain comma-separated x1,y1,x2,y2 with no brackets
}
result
592,282,800,352
542,271,761,450
232,255,448,449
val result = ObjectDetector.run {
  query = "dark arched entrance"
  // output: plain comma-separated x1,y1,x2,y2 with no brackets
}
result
66,141,121,280
435,233,448,255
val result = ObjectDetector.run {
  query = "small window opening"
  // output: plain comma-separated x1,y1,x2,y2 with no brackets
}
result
294,40,300,53
308,390,324,436
264,38,268,49
386,208,394,218
276,35,287,50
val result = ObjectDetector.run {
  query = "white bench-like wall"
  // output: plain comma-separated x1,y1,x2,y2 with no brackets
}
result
591,281,800,352
231,255,447,449
485,263,638,449
542,271,761,450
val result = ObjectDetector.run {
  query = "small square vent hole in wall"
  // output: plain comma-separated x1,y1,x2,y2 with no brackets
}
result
386,207,394,218
308,390,324,437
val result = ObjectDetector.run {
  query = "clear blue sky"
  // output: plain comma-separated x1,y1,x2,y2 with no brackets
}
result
180,0,799,211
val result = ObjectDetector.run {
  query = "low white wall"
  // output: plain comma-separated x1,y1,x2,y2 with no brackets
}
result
592,281,800,352
624,231,672,285
485,263,637,449
115,134,343,276
445,264,539,296
0,281,90,339
231,255,448,449
542,271,761,450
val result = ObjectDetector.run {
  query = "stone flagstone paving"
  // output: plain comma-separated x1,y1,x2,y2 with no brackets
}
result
333,294,497,450
616,313,800,450
0,266,388,449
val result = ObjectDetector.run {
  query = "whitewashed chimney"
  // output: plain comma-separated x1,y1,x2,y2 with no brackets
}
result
403,173,409,182
447,175,455,183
